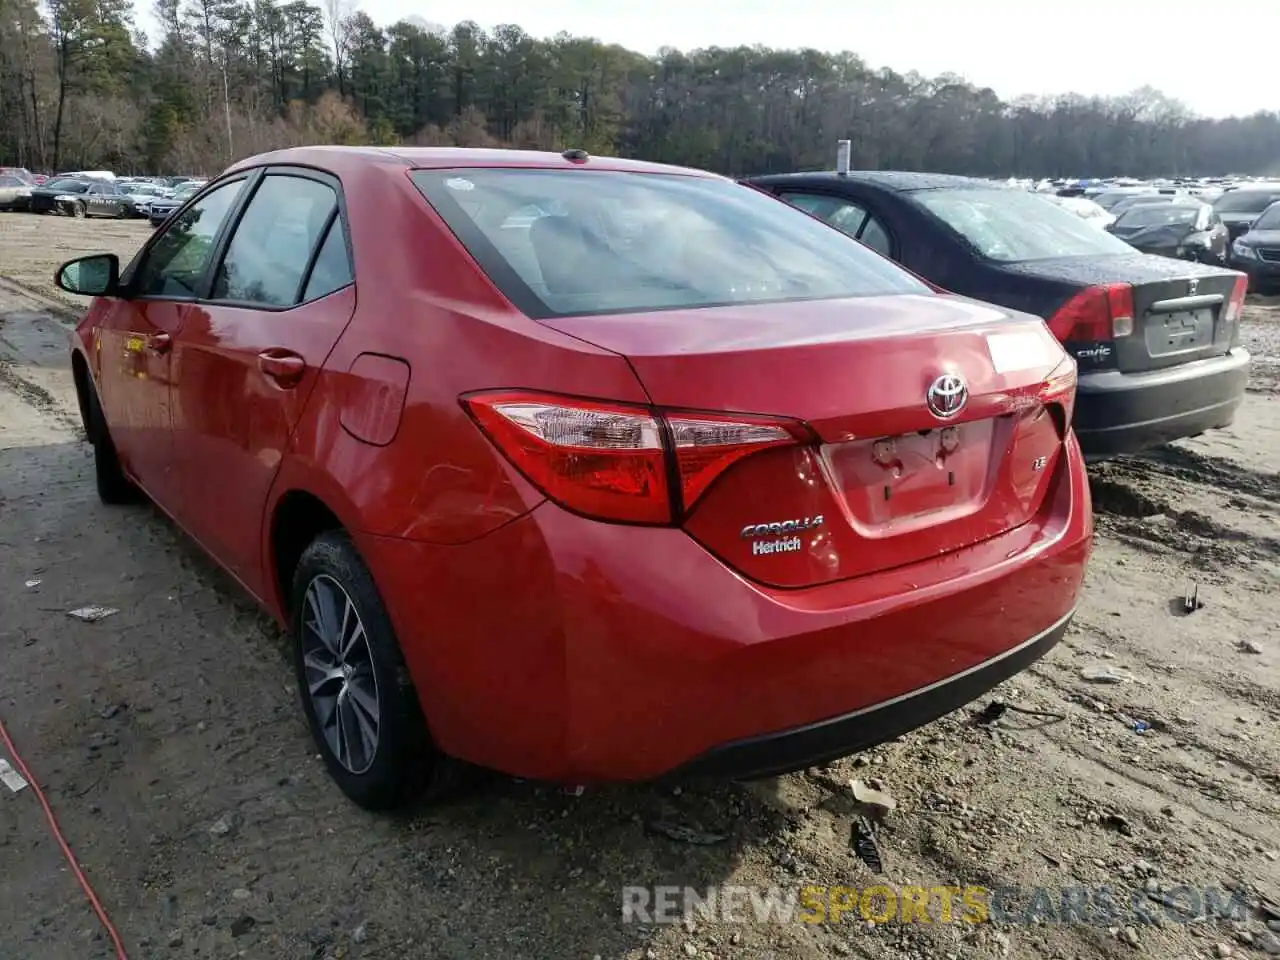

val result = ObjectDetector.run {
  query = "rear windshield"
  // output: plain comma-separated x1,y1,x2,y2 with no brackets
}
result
410,168,927,319
1214,190,1280,214
1091,192,1140,209
1253,203,1280,230
911,187,1135,262
1117,205,1199,227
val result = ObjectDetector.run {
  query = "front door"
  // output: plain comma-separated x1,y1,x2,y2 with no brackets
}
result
169,170,356,595
97,176,251,511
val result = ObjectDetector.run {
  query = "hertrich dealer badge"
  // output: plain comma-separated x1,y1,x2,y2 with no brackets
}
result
741,515,824,556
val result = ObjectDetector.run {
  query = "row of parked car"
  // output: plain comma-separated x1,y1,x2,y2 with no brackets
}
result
49,145,1250,809
1025,176,1280,291
0,167,208,226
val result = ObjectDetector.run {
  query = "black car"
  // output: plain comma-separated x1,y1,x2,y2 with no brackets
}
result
27,178,130,217
1212,187,1280,241
1230,200,1280,293
1106,202,1229,264
27,177,92,214
745,171,1250,460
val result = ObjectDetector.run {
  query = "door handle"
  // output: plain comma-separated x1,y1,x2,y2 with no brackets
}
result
258,350,306,387
147,331,172,354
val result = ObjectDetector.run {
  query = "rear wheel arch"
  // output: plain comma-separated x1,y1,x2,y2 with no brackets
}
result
269,489,344,621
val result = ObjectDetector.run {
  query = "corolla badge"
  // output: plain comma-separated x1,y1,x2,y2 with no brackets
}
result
926,373,968,419
740,516,824,538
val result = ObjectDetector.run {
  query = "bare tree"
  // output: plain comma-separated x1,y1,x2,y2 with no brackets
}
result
321,0,349,96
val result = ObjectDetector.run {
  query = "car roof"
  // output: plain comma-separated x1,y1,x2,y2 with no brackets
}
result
224,146,720,180
1125,202,1201,212
750,170,996,192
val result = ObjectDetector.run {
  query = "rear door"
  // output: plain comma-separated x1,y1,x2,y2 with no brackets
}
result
169,168,356,594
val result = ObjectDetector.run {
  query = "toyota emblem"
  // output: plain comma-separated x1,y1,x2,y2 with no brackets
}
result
1188,278,1198,296
926,373,968,419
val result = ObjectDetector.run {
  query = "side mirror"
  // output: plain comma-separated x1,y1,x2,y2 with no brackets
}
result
55,253,120,297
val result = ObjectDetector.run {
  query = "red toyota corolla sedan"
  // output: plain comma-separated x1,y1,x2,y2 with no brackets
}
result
57,147,1093,810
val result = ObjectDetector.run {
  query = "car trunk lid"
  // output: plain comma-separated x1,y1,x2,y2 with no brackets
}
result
541,294,1074,587
996,254,1243,374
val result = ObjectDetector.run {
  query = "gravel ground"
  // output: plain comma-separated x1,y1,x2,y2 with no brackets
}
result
1,214,1278,960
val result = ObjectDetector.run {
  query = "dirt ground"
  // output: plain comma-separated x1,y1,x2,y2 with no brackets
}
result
1,213,1277,960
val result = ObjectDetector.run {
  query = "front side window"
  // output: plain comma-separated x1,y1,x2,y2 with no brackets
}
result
912,187,1135,262
411,169,927,319
212,175,338,307
134,179,247,299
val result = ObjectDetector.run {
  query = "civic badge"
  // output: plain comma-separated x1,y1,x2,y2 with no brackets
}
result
1188,278,1198,296
926,373,968,419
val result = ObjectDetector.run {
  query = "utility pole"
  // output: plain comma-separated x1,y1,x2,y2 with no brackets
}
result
222,58,234,165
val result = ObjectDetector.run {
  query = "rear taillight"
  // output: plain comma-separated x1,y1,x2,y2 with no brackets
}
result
667,413,797,507
1224,274,1247,325
1045,284,1134,343
462,391,804,524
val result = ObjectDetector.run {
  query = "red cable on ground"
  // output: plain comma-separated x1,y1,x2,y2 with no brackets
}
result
0,712,129,960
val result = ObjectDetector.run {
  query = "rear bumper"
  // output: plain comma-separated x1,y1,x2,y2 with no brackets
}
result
1074,348,1250,459
357,435,1093,783
676,607,1073,780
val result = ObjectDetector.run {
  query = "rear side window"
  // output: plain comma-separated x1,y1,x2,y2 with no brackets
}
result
302,216,353,302
212,175,338,307
411,169,927,319
780,192,868,239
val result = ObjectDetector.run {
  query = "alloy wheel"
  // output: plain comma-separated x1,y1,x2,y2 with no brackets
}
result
300,574,381,774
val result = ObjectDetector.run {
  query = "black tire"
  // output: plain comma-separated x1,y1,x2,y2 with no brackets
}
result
71,201,86,218
290,530,454,810
84,381,141,504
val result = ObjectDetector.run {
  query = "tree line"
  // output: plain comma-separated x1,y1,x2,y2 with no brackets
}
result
2,0,1279,179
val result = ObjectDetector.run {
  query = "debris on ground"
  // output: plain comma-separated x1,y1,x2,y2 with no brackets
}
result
66,605,119,623
1114,712,1151,733
209,813,241,838
850,778,897,815
0,758,29,793
1238,639,1263,654
974,700,1067,724
24,579,41,589
645,820,728,845
850,816,884,874
1182,582,1204,613
1081,664,1134,684
229,916,256,938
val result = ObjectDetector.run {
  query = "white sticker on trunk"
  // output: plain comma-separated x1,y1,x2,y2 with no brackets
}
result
986,330,1049,374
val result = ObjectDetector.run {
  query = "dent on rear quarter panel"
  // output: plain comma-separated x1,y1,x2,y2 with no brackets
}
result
280,163,650,546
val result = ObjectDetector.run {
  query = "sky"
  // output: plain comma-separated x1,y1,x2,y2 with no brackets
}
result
348,0,1277,119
